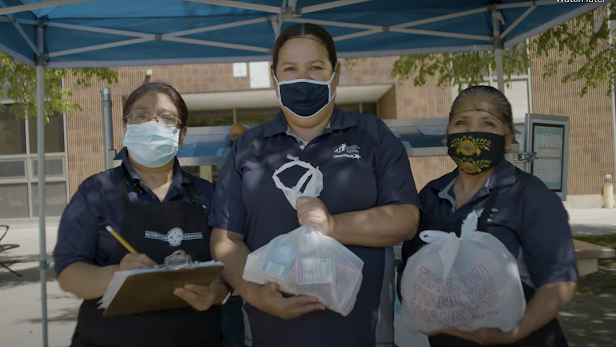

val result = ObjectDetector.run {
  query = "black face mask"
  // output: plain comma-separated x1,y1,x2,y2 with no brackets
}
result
447,132,506,175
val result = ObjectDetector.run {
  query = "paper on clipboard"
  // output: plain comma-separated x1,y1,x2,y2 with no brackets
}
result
99,251,224,316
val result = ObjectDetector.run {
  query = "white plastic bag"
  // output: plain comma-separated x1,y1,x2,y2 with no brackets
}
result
400,211,525,334
242,155,364,316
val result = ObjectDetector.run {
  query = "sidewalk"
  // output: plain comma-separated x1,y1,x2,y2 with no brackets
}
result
567,209,616,236
1,208,615,347
0,225,78,347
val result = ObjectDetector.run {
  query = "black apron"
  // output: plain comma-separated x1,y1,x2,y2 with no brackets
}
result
71,166,223,347
398,190,568,347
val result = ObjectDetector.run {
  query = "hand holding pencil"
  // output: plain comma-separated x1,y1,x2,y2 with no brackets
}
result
106,225,156,270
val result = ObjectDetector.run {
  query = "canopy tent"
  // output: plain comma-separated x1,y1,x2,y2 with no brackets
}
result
0,0,610,73
0,1,612,346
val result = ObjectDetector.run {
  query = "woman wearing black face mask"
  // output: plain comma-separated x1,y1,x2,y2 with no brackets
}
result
397,86,578,347
209,23,421,347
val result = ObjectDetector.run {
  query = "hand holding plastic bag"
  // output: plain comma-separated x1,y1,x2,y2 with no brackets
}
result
400,211,525,334
243,155,364,316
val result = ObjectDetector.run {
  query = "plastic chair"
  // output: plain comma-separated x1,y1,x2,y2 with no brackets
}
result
0,225,21,277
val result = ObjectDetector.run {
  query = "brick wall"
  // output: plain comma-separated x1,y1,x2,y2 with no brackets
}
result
378,86,397,120
530,54,614,196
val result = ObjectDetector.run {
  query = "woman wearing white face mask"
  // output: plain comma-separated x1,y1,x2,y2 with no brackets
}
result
209,24,421,347
53,83,231,347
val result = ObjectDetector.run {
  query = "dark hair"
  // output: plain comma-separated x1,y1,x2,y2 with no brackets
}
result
123,82,188,128
272,23,337,72
449,85,514,135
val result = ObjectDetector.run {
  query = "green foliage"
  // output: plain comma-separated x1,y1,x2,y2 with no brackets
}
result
0,51,118,121
388,3,616,97
343,57,365,70
575,233,616,251
391,42,530,93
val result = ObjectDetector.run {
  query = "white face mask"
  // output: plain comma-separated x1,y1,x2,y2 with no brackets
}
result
123,121,180,168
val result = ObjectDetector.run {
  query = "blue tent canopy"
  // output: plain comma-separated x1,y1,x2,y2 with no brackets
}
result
0,0,610,68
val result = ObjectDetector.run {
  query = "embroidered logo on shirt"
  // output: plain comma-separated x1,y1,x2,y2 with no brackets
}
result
333,143,361,159
144,228,203,247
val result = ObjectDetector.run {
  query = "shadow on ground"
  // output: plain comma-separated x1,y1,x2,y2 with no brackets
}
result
559,269,616,347
0,254,57,289
21,306,79,324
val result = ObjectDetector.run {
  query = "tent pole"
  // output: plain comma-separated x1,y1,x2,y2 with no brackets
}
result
101,88,114,170
492,9,505,92
36,22,49,347
609,13,616,186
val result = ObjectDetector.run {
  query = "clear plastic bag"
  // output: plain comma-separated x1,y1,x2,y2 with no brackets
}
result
242,155,364,316
400,211,526,334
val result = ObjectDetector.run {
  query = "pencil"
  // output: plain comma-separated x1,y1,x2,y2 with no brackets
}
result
105,225,138,254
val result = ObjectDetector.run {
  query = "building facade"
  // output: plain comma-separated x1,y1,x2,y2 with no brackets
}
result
0,49,613,221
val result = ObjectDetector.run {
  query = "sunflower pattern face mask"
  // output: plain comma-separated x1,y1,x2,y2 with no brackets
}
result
446,132,506,175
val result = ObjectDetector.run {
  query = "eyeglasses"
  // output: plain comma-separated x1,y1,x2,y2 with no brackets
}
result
125,114,182,127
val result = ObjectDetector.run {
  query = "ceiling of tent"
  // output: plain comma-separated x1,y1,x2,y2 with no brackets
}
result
0,0,611,68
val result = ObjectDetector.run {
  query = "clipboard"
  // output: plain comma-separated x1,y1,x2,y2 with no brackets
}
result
99,250,224,317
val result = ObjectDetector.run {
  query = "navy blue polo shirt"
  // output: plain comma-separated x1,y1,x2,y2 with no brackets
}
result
418,160,579,289
209,106,421,347
53,148,214,276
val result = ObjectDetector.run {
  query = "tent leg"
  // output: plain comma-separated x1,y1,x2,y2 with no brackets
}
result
101,88,114,170
36,23,49,347
609,15,616,185
492,9,505,92
495,48,505,92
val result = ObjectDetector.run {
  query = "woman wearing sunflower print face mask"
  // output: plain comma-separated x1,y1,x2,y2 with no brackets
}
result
397,85,578,347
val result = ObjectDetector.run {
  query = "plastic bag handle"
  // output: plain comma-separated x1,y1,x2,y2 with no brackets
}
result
272,155,324,210
419,230,460,280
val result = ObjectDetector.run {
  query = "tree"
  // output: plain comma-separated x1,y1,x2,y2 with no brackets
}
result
0,51,118,121
388,3,616,97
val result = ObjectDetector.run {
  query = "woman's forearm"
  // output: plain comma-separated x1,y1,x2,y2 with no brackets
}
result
515,281,577,339
210,228,260,303
331,204,419,247
57,262,119,299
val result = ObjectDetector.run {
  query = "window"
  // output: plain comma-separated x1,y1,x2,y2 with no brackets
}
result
0,159,26,179
236,107,279,125
188,109,235,127
28,112,65,153
0,184,29,219
187,107,279,127
32,158,65,178
31,182,68,217
0,107,27,155
337,102,378,116
0,105,68,220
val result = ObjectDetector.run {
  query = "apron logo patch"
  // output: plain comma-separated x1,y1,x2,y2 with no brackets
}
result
144,228,203,247
333,143,361,159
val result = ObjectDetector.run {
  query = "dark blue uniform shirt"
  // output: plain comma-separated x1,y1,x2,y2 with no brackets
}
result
209,107,421,347
419,160,579,289
53,148,214,276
